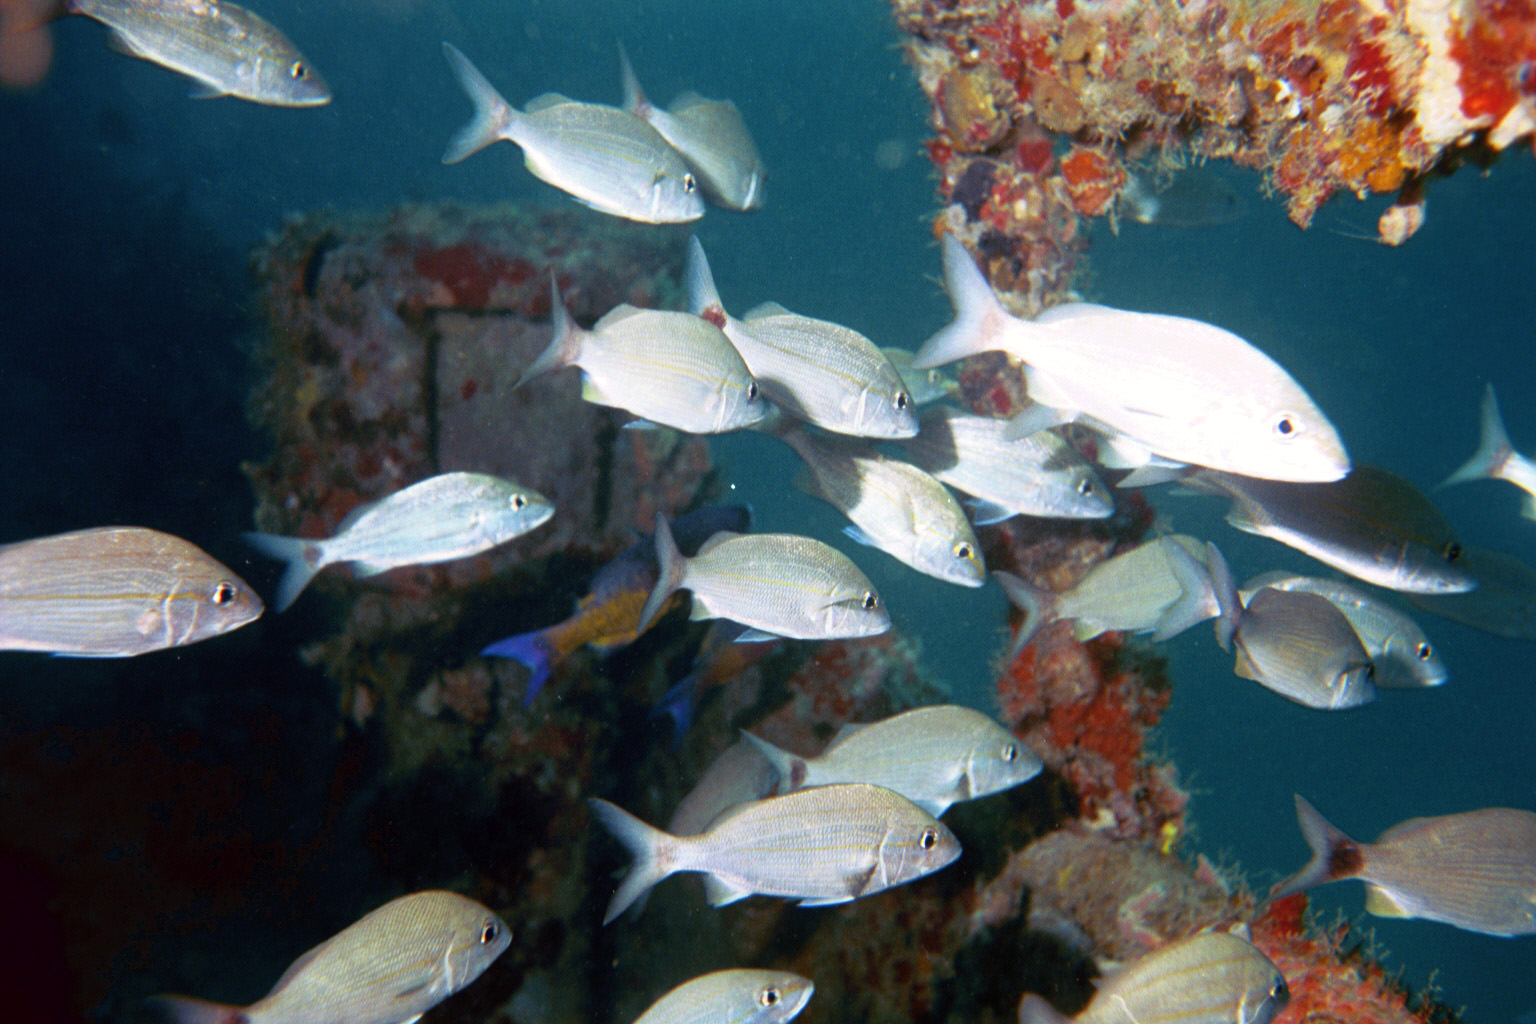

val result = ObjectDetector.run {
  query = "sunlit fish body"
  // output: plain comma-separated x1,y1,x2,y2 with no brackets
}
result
900,406,1113,522
245,472,553,611
440,43,703,223
0,526,262,657
913,234,1348,483
634,971,812,1024
1240,572,1446,689
1440,384,1536,520
741,705,1042,817
687,238,917,438
779,425,985,587
482,506,749,703
1191,465,1474,594
1017,932,1289,1024
519,275,764,434
636,514,890,641
589,782,959,923
1118,167,1244,228
149,890,510,1024
619,45,764,211
1274,795,1536,936
1407,544,1536,641
1232,588,1376,710
881,348,959,407
65,0,330,106
996,535,1224,653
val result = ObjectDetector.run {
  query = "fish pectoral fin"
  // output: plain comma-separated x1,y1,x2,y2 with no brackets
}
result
732,628,782,643
844,863,880,897
797,894,856,907
842,524,880,549
188,82,229,100
964,498,1015,526
704,875,754,907
1363,885,1411,918
351,560,396,578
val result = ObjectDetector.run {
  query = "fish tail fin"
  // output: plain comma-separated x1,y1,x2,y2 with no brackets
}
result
481,629,557,704
684,235,726,320
1270,794,1362,901
635,514,687,635
588,798,674,924
650,672,701,748
516,272,584,387
242,532,323,612
738,729,805,789
144,995,246,1024
993,571,1055,659
616,40,649,115
912,234,1014,369
1204,542,1241,652
1016,994,1072,1024
1441,384,1513,488
441,42,520,164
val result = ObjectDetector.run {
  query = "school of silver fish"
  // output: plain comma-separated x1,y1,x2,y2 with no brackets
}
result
14,7,1536,1023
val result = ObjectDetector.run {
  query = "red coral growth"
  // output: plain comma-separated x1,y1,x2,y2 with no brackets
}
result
412,242,538,311
1452,0,1536,122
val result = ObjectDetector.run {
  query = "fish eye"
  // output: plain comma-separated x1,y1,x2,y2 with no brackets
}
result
1417,642,1432,661
480,920,500,944
1076,478,1095,496
683,173,697,194
895,391,910,411
747,381,760,400
1002,742,1017,762
1271,980,1289,1002
919,827,938,850
759,987,781,1008
511,493,528,511
211,582,236,605
1271,413,1299,439
861,590,879,611
1363,662,1377,680
1443,541,1462,562
954,541,974,560
289,61,307,81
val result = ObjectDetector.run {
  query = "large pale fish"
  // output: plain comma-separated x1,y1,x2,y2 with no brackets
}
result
1407,544,1536,641
1439,383,1536,520
1017,932,1289,1024
149,890,511,1024
778,425,985,587
1232,588,1377,710
635,514,890,642
995,535,1226,653
899,406,1113,522
1240,572,1446,689
1274,794,1536,936
65,0,330,106
687,238,918,439
245,471,553,611
740,705,1042,818
912,234,1349,483
589,782,960,923
618,45,765,212
481,506,749,703
632,971,813,1024
0,526,262,657
440,43,703,224
881,348,959,407
668,738,781,837
518,274,765,434
1190,465,1475,594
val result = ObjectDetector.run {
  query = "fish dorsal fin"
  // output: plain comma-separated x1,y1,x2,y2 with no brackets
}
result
696,530,742,556
334,496,381,536
826,722,866,749
669,90,712,111
595,303,648,330
744,301,792,320
1364,884,1410,917
524,91,580,113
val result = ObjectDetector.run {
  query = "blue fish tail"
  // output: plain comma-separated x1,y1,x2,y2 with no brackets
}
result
650,672,701,748
481,630,555,704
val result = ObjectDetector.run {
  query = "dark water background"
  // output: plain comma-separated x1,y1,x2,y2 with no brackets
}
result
2,0,1533,1021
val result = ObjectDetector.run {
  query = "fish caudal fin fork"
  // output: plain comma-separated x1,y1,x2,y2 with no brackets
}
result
441,42,519,165
913,234,1009,370
1270,793,1362,901
516,273,585,388
635,514,686,635
242,532,323,612
481,629,556,705
993,571,1054,659
1441,383,1514,489
588,798,675,924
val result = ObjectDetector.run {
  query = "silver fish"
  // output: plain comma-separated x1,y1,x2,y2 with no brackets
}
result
518,274,765,434
636,515,890,642
668,739,781,837
779,425,985,587
589,782,960,923
245,471,553,611
900,406,1114,522
441,43,703,224
1274,795,1536,936
633,971,813,1024
881,348,959,407
1440,383,1536,520
913,234,1349,483
1407,544,1536,641
1233,588,1377,710
619,45,765,212
65,0,329,106
687,238,918,439
1191,465,1475,594
741,705,1042,818
150,890,510,1024
1118,167,1245,228
0,526,262,657
1017,932,1288,1024
996,535,1223,652
1240,572,1447,689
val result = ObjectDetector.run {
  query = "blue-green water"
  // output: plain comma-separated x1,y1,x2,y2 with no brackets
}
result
3,0,1535,1021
